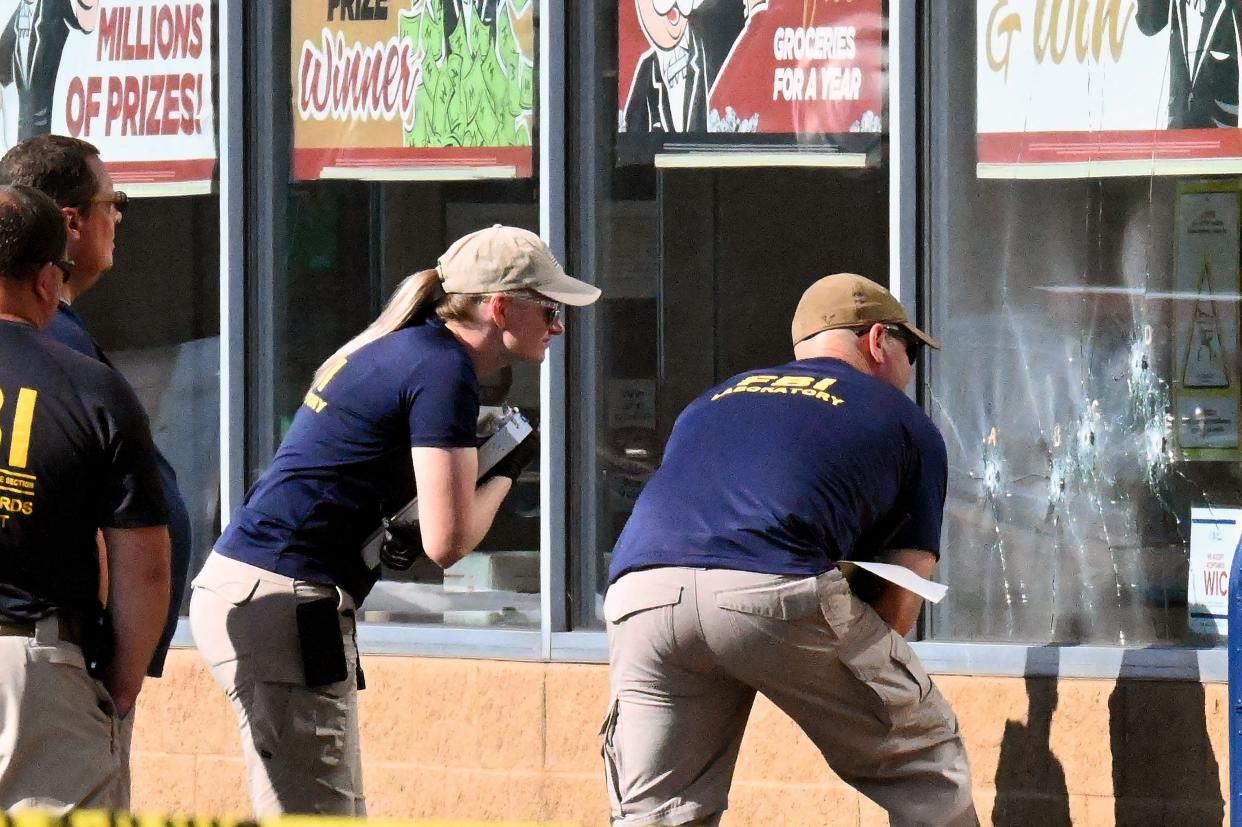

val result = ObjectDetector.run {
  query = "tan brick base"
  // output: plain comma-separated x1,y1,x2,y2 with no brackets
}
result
130,651,1229,825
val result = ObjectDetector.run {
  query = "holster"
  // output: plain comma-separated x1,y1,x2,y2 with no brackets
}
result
80,607,115,679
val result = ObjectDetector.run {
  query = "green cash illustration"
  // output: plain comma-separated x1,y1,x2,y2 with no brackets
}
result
398,0,534,148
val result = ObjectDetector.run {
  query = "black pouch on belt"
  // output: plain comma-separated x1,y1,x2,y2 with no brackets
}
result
81,608,115,679
296,596,349,687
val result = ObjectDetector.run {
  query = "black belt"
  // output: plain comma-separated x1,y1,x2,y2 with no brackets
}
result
0,616,82,645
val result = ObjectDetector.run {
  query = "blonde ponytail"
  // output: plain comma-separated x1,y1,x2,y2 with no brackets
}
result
312,269,443,386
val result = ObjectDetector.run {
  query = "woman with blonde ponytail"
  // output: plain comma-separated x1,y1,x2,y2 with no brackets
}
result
312,268,443,385
189,226,600,816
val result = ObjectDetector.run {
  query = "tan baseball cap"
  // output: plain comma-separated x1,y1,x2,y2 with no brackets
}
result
791,273,940,349
437,224,601,306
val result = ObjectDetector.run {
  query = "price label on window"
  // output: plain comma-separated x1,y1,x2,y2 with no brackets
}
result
1188,507,1242,636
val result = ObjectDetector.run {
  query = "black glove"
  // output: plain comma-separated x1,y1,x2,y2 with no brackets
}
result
379,516,425,571
480,431,539,483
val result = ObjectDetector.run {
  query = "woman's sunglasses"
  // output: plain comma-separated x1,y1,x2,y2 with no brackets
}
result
512,295,563,326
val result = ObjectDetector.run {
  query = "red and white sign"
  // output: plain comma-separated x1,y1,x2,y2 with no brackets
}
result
617,0,883,160
291,1,535,182
977,0,1242,178
0,0,216,196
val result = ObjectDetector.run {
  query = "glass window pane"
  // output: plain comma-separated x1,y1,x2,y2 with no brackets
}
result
239,4,542,630
925,5,1231,646
568,1,890,629
77,195,221,615
271,183,541,629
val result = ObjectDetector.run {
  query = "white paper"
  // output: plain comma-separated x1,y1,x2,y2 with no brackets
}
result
839,561,949,604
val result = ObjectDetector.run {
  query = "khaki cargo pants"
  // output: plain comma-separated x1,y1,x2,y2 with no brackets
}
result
190,552,365,816
0,616,127,812
603,567,977,827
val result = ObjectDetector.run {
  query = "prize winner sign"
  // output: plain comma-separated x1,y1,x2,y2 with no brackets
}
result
0,0,216,196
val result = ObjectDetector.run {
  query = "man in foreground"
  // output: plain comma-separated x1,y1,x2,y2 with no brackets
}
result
0,134,192,682
0,183,169,810
602,273,977,826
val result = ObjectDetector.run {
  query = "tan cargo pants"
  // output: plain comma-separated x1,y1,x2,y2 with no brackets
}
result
190,552,365,816
603,567,977,827
0,616,127,812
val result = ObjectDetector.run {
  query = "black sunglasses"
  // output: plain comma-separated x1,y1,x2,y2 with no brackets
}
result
883,324,922,365
88,190,129,215
51,259,73,282
854,324,922,365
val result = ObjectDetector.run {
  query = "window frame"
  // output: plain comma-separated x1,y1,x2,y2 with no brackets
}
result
168,0,1225,684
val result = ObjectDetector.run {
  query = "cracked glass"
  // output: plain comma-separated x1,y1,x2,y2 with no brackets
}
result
926,5,1236,646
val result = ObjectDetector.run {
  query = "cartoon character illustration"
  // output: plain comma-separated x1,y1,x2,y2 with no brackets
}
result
1137,0,1242,128
622,0,708,134
0,0,97,140
706,0,771,132
707,0,881,136
400,0,534,148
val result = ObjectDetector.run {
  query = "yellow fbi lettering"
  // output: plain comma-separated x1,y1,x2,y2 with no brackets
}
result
0,497,31,516
0,386,40,525
304,357,348,413
0,387,38,468
710,374,844,405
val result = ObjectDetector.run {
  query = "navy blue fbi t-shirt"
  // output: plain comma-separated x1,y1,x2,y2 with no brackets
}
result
608,358,948,583
217,318,480,604
0,320,168,621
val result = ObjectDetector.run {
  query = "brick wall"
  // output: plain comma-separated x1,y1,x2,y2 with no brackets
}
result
130,650,1230,825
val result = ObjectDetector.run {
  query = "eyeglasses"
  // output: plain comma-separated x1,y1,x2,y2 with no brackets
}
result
511,295,562,326
882,324,922,365
51,259,73,282
854,323,922,365
89,191,128,215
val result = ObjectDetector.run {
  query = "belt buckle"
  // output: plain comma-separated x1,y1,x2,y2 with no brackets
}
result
34,616,59,646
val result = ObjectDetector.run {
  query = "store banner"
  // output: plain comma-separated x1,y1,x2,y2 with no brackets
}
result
977,0,1242,178
292,0,534,181
616,0,884,167
0,0,215,196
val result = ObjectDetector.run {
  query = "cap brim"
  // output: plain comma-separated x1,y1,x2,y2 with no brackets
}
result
899,321,940,350
536,272,602,306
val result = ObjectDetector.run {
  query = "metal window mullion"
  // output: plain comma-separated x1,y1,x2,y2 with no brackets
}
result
572,0,603,635
889,0,928,639
219,0,245,522
539,0,569,657
247,1,287,472
889,0,917,322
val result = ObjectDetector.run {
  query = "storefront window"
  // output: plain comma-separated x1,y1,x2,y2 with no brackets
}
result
83,197,221,613
925,5,1235,646
244,2,541,628
567,1,890,628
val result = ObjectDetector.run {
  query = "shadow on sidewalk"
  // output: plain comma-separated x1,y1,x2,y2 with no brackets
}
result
992,645,1070,826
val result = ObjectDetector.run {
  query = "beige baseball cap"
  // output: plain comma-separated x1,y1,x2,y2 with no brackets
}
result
437,224,601,306
791,273,940,348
